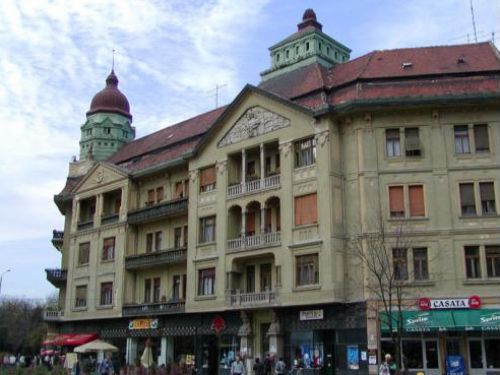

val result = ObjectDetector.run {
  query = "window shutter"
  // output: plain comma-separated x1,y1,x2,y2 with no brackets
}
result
174,182,184,199
389,186,404,214
386,129,400,140
246,211,256,234
460,183,475,206
474,124,489,152
114,196,121,214
405,128,421,151
200,166,216,186
147,189,155,204
479,182,495,201
265,208,272,231
295,193,318,226
156,187,164,202
409,185,425,217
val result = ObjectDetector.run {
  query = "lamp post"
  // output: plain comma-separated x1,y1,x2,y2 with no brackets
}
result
0,269,11,296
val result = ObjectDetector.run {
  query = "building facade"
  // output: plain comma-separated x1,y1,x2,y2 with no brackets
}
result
46,9,500,375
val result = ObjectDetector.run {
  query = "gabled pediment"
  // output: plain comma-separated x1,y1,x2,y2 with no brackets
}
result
74,162,128,193
217,106,291,147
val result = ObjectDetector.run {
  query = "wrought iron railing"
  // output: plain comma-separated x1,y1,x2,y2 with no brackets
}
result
123,300,185,317
128,198,188,224
125,247,187,270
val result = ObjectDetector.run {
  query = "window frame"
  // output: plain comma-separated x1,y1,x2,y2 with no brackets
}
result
464,246,481,279
385,128,401,158
198,268,216,296
295,253,319,287
294,193,318,227
100,282,113,306
78,242,90,266
485,245,500,278
413,247,429,281
294,137,317,168
199,216,216,244
101,237,115,262
454,125,471,154
388,184,426,219
200,166,216,193
74,285,87,308
393,248,409,281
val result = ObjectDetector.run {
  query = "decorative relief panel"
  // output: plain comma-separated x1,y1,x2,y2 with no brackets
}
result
218,106,291,147
216,160,227,175
198,194,217,206
293,167,317,182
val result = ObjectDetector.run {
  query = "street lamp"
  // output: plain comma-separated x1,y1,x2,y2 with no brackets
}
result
0,269,11,296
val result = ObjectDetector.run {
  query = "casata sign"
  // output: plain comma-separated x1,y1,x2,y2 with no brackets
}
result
419,296,481,310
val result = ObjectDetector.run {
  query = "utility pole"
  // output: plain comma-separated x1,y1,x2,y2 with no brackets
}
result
0,269,11,296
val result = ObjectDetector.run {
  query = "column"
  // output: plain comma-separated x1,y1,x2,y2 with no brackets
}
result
260,143,265,187
73,199,80,231
242,149,246,193
260,206,266,241
94,194,103,226
159,337,167,366
126,337,138,365
120,185,128,221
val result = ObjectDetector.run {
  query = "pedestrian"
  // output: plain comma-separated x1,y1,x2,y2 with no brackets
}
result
231,356,245,375
379,354,396,375
99,356,112,375
253,358,265,375
275,358,285,375
263,354,272,375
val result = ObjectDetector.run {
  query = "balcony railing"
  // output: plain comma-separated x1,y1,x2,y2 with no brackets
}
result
128,198,188,225
101,213,119,225
45,269,67,288
77,219,93,231
227,174,280,197
226,290,279,308
123,300,185,317
227,232,281,252
43,309,64,321
51,230,64,251
125,247,187,270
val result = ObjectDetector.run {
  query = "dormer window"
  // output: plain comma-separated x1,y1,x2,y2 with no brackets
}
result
306,42,310,51
276,53,280,62
286,50,290,59
402,62,413,69
104,127,111,134
295,46,299,54
318,42,322,51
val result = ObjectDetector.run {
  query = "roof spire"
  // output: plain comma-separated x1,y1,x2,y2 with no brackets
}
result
298,8,322,31
112,48,115,71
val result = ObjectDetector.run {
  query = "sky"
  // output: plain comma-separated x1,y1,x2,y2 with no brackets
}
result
0,0,499,300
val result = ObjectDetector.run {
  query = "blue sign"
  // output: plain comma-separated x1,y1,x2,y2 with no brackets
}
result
446,355,464,375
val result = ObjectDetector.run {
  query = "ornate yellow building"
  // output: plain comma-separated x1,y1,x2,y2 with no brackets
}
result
46,9,500,375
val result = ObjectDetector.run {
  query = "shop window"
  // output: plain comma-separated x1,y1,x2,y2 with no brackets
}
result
219,335,240,369
100,282,113,306
294,193,318,226
459,183,476,216
425,341,439,369
485,339,500,368
296,254,319,286
75,285,87,308
172,275,181,300
146,233,153,253
200,166,216,192
468,340,483,368
102,237,115,261
199,216,216,243
155,231,162,251
404,128,421,156
454,125,470,154
479,182,496,215
288,331,326,369
198,268,215,296
174,227,182,248
402,340,423,369
385,129,401,157
464,246,481,279
485,245,500,278
393,248,408,281
78,242,90,265
153,277,161,303
413,248,429,281
144,279,151,303
474,124,490,152
295,137,316,167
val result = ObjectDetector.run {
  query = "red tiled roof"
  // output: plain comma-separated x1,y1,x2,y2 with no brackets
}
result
108,106,227,164
56,176,83,196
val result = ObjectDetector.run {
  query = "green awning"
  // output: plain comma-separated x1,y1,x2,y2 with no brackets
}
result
452,309,500,331
381,310,455,332
381,309,500,333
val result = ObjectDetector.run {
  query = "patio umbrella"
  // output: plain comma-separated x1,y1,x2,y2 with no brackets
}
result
74,339,118,353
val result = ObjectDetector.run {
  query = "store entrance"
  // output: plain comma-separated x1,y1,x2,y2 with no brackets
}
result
201,335,219,375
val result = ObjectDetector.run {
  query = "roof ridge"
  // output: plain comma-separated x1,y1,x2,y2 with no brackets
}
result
372,41,490,53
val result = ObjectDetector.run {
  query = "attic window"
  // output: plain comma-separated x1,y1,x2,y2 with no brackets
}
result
306,42,310,51
286,50,290,59
276,53,280,62
457,57,466,64
167,134,174,139
296,46,299,54
401,62,413,69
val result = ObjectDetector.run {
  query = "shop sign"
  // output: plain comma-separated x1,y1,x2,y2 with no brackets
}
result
128,318,158,330
211,315,226,334
299,309,324,321
419,296,481,310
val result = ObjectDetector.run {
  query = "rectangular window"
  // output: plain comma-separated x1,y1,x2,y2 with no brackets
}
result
465,246,481,279
102,237,115,261
294,193,318,226
147,189,155,205
182,274,187,299
296,254,319,286
485,338,500,368
454,125,470,154
473,124,489,153
200,166,216,192
172,275,181,299
198,268,215,296
485,245,500,278
386,129,401,157
114,195,121,214
408,185,425,217
479,182,496,215
183,226,188,247
413,248,429,281
174,181,184,199
155,231,162,251
174,227,182,248
78,242,90,265
405,128,421,157
393,248,408,281
295,137,317,167
100,282,113,306
144,279,151,303
260,263,272,291
199,216,216,243
156,186,164,202
246,265,255,293
459,183,476,216
146,233,153,253
153,277,161,303
389,186,405,218
75,285,87,308
247,160,256,178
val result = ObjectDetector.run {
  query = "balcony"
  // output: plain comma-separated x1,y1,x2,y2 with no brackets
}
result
45,269,67,288
128,198,188,225
227,232,281,252
101,213,119,225
51,230,64,251
123,300,185,317
227,174,280,198
125,247,187,270
77,219,94,231
44,308,64,321
226,290,279,308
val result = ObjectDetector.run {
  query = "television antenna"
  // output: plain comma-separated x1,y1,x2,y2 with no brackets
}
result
469,0,478,42
207,84,227,109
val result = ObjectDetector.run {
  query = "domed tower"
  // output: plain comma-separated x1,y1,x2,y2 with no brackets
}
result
79,70,135,161
260,9,351,81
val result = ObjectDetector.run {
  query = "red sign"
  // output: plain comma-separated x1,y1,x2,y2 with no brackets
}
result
418,296,481,310
211,315,226,334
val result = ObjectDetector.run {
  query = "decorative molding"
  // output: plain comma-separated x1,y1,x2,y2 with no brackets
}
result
218,106,291,147
314,130,329,147
189,170,199,182
94,169,105,184
216,160,227,175
279,141,292,157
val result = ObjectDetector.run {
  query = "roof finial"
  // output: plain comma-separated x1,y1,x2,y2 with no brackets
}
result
112,48,115,72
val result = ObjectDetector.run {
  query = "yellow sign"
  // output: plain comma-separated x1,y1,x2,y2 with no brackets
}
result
128,318,159,330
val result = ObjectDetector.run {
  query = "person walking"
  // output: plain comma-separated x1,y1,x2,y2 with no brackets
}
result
275,358,285,375
99,356,112,375
231,356,245,375
379,354,396,375
253,358,265,375
263,355,272,375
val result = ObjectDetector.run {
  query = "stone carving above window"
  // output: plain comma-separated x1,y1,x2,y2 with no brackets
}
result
218,106,291,147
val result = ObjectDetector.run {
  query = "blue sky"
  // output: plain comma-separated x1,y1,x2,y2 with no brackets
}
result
0,0,499,299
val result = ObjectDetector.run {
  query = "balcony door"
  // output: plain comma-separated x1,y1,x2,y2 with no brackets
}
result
260,264,272,292
246,265,255,293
